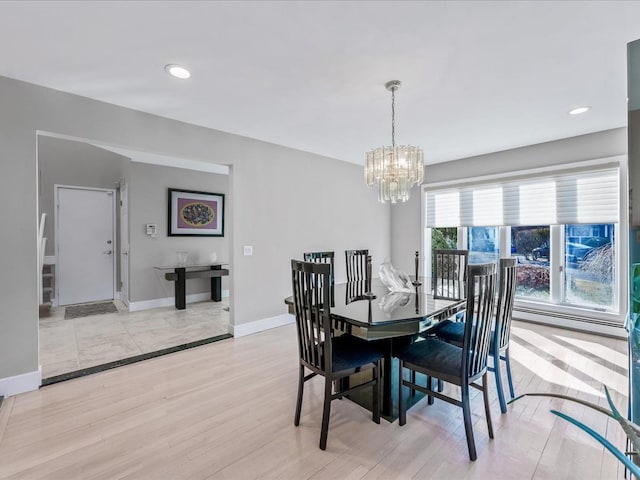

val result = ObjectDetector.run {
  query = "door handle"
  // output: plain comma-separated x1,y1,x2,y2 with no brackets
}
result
103,250,113,255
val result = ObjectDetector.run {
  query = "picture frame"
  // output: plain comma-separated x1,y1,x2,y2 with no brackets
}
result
168,188,225,237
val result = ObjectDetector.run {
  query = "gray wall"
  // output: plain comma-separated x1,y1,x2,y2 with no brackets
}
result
0,75,389,383
390,128,628,268
390,194,421,275
129,162,229,302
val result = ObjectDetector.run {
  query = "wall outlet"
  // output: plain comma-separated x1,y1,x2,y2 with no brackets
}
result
243,245,253,256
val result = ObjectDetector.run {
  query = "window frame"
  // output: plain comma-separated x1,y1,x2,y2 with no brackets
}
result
420,156,628,329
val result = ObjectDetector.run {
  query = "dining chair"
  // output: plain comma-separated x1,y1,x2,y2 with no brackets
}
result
397,263,496,461
303,251,335,277
345,249,369,282
304,251,335,299
432,249,469,321
432,249,468,299
291,259,383,450
434,257,517,413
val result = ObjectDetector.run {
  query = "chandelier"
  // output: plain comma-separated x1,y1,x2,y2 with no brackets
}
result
365,80,424,203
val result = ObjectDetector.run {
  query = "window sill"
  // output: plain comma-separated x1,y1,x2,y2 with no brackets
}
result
513,298,626,337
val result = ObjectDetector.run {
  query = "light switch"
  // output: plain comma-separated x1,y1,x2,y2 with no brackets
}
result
243,245,253,256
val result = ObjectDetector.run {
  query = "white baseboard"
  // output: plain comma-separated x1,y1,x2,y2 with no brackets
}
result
128,290,230,312
232,313,294,337
0,367,42,397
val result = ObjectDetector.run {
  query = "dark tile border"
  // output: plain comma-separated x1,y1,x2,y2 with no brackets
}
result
41,333,233,387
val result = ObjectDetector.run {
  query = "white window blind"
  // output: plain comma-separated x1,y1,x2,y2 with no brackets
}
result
425,166,619,227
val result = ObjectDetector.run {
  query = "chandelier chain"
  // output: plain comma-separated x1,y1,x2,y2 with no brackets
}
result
391,88,395,147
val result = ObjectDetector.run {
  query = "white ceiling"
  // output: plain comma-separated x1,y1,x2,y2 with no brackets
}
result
2,0,640,165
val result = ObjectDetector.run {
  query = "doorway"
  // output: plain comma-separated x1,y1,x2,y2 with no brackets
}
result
55,185,115,305
38,134,232,383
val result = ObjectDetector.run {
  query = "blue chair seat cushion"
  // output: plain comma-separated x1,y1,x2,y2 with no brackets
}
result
434,320,497,352
330,334,383,373
399,338,462,378
433,319,465,346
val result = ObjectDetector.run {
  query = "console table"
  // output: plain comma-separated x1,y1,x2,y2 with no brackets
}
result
154,262,229,310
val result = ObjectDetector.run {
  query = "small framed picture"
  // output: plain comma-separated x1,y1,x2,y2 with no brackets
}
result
168,188,225,237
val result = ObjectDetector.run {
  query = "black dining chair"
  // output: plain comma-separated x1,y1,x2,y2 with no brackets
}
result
432,249,469,321
433,249,468,300
397,263,496,461
291,259,383,450
303,251,335,277
345,249,369,282
304,251,335,301
435,257,517,413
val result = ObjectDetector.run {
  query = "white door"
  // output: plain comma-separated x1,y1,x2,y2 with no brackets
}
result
120,183,129,306
57,186,115,305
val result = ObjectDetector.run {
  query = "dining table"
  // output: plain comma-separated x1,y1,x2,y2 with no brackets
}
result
284,278,466,421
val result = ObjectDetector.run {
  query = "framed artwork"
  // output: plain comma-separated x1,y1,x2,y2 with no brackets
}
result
168,188,225,237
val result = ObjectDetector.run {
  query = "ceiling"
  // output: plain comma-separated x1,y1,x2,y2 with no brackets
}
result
2,0,640,165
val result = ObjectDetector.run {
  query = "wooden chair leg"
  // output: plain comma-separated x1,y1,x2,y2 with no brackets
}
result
319,376,333,450
482,372,494,439
493,354,507,414
427,376,434,405
294,365,305,426
461,384,477,461
399,360,407,426
372,361,381,424
504,348,515,398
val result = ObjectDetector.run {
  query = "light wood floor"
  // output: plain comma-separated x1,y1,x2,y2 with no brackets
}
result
0,320,628,479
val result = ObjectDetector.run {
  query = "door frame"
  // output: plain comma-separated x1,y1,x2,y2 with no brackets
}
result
119,181,129,307
54,184,117,305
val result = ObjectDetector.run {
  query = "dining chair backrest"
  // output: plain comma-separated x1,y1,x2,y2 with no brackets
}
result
345,279,368,304
433,249,469,301
495,257,517,352
304,251,335,291
345,249,369,282
303,251,335,271
462,263,496,382
291,260,333,374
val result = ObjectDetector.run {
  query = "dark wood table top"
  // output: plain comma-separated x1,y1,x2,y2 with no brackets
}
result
285,279,464,341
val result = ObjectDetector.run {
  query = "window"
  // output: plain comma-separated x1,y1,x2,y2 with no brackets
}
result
468,226,499,265
564,224,615,309
512,226,550,302
423,160,623,323
431,227,457,250
426,223,619,315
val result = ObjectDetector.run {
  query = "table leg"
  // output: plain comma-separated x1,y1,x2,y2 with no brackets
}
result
211,265,222,302
175,267,186,310
382,340,393,417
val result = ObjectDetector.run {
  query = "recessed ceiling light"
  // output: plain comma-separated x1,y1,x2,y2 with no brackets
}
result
568,106,591,115
165,64,191,79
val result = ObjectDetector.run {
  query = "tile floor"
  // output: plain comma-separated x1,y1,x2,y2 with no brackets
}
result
39,299,230,379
